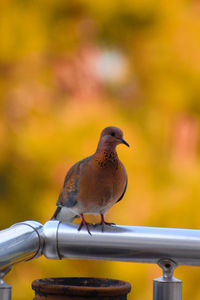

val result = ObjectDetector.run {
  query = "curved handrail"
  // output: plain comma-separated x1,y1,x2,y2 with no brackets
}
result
0,221,43,271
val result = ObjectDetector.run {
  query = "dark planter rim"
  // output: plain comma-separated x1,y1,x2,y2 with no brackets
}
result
32,277,131,296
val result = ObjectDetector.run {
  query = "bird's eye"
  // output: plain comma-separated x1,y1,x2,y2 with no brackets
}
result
110,132,115,137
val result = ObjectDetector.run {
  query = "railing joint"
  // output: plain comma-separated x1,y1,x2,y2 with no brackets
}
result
158,258,177,280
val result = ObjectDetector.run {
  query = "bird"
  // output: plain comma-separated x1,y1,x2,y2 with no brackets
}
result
51,126,129,235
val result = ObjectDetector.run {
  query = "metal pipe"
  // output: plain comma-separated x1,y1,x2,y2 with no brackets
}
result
0,221,43,300
2,220,200,300
43,221,200,266
0,221,43,271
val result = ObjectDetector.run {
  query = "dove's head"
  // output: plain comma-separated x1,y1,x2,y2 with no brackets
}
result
97,126,129,152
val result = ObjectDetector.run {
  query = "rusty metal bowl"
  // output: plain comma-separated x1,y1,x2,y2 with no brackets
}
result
32,277,131,300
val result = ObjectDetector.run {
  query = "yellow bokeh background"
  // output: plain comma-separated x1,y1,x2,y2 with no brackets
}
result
1,0,200,299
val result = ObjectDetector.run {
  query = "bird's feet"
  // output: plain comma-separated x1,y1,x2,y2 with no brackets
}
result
78,213,92,235
95,214,115,232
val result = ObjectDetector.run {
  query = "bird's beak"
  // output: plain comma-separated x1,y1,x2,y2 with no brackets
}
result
120,138,130,147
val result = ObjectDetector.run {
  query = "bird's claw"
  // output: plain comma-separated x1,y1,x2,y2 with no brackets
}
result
78,214,92,235
77,214,115,234
94,214,116,232
101,221,115,232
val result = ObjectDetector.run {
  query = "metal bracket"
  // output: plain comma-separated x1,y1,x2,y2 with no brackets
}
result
158,258,177,280
153,259,182,300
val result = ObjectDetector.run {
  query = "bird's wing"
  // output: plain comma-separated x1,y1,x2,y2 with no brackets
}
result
56,156,91,208
116,178,128,203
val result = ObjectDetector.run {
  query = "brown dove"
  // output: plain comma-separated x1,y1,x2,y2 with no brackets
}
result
51,126,129,234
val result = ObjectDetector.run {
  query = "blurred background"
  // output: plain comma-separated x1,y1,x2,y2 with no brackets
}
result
0,0,200,299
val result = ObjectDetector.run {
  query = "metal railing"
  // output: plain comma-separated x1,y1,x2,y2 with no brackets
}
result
1,220,200,300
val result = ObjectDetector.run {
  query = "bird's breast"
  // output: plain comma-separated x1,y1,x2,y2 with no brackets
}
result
75,155,127,212
94,151,119,170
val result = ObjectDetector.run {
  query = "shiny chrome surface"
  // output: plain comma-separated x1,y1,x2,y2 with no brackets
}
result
0,221,43,271
43,221,200,266
153,276,182,300
0,267,12,300
42,220,60,259
2,220,200,300
0,285,11,300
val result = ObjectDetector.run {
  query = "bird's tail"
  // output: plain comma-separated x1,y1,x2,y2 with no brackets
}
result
51,206,62,220
51,206,78,223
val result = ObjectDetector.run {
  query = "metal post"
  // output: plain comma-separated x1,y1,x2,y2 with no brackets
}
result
0,267,12,300
153,259,182,300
